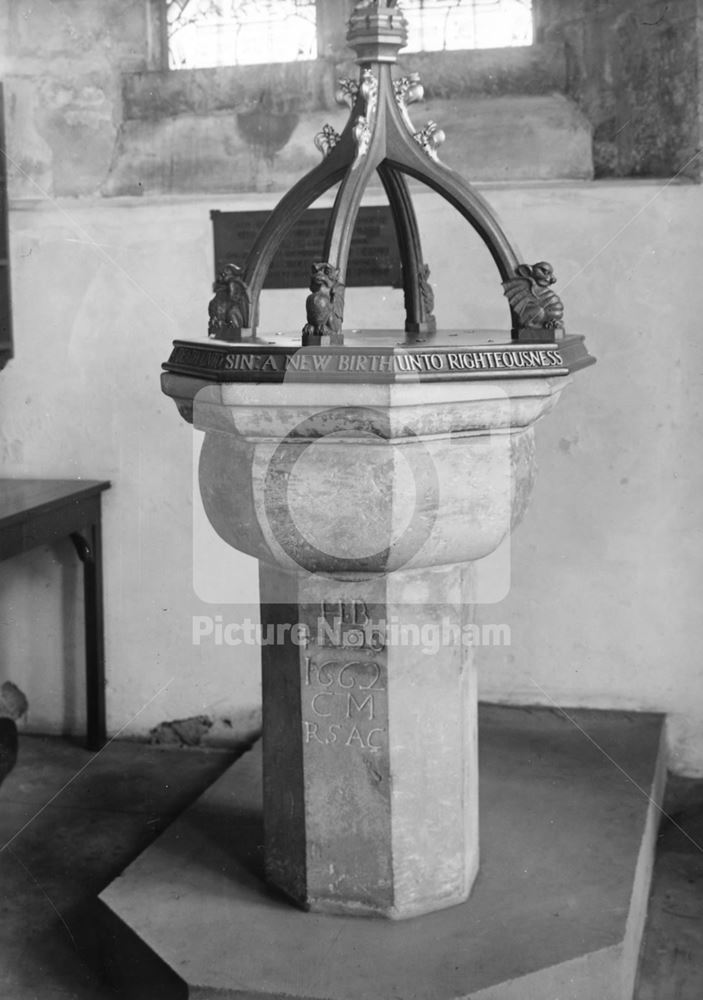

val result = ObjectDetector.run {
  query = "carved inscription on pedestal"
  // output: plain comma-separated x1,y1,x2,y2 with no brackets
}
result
317,598,385,651
302,600,387,755
303,656,387,753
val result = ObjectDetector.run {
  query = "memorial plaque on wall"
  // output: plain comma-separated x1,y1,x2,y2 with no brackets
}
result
211,207,402,289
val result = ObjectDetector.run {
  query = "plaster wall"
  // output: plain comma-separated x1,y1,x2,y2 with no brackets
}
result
0,181,701,773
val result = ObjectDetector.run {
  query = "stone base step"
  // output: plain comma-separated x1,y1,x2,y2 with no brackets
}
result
99,705,665,1000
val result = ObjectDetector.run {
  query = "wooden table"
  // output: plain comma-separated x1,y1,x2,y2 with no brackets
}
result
0,479,111,750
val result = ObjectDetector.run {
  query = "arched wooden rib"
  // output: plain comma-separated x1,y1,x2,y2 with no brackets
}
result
377,161,435,339
241,131,356,335
383,88,523,329
321,76,388,282
384,122,521,278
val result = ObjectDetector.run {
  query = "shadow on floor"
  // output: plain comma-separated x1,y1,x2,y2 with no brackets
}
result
0,735,238,999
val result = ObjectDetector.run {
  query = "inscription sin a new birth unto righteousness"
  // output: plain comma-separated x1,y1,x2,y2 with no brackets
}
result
170,345,566,377
221,349,564,375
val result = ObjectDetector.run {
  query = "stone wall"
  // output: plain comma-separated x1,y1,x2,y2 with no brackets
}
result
0,0,161,198
2,0,702,197
1,0,590,198
538,0,703,179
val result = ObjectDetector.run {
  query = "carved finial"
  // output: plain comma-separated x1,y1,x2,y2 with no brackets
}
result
352,0,400,11
347,0,408,63
314,124,341,158
414,121,446,161
208,263,251,339
302,263,345,345
502,262,565,335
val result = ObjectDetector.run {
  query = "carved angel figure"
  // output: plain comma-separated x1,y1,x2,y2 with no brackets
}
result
302,262,345,343
502,261,564,330
208,262,250,338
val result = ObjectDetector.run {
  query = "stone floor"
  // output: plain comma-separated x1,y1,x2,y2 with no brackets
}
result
0,734,701,1000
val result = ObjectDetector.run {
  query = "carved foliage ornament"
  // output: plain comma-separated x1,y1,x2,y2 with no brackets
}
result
394,72,424,134
502,262,565,331
353,69,378,158
335,78,358,108
314,124,341,158
413,120,446,161
394,73,424,109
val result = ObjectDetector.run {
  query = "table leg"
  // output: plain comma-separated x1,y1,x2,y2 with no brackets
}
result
71,521,106,750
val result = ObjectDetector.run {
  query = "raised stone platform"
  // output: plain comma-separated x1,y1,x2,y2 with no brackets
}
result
99,706,665,1000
